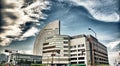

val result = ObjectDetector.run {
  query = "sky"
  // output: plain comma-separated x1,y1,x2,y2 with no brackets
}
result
0,0,120,66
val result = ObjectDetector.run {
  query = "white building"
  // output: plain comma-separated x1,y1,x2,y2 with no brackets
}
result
33,20,109,66
70,35,109,66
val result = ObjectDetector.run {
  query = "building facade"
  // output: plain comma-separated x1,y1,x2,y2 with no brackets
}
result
42,35,70,66
33,20,60,55
0,53,8,64
70,35,109,66
33,20,70,66
33,20,109,66
9,53,42,66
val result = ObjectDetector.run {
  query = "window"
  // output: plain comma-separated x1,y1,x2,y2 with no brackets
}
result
70,58,77,60
71,54,77,56
43,46,55,49
63,37,68,40
71,50,76,52
71,62,77,64
43,43,49,46
81,44,84,47
70,46,73,48
47,36,53,39
64,50,68,52
64,41,68,44
78,61,84,64
64,46,68,48
78,45,80,47
64,54,68,56
78,57,84,60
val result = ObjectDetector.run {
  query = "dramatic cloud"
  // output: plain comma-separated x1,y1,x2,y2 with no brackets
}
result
20,27,39,39
0,0,50,46
106,40,120,66
106,40,120,51
70,0,119,22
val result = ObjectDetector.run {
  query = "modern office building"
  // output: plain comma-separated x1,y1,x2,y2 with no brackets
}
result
34,20,70,66
9,53,42,66
70,35,109,66
33,20,109,66
42,35,70,66
33,20,60,55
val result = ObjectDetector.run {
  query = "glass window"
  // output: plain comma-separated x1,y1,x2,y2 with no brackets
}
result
64,46,68,48
63,37,68,40
78,45,80,47
81,44,84,47
64,41,68,44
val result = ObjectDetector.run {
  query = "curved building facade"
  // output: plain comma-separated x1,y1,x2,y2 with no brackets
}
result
33,20,60,55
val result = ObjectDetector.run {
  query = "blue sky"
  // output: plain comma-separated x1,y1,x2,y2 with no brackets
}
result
0,0,119,52
0,0,120,65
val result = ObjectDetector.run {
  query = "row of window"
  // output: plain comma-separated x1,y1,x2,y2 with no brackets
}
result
71,44,84,48
71,49,85,52
70,57,85,60
71,53,85,56
70,61,85,64
94,57,108,62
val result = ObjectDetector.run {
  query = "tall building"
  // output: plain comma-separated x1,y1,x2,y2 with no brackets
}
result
33,20,109,66
70,35,109,66
33,20,60,55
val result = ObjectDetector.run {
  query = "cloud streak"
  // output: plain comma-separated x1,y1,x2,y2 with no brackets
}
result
70,0,119,22
106,40,120,51
0,0,50,46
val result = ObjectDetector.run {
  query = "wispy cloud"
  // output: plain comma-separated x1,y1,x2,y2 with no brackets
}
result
70,0,119,22
106,40,120,50
20,27,39,39
0,0,50,46
106,40,120,66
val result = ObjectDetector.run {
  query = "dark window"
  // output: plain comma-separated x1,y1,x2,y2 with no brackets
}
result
78,57,84,60
43,46,55,49
43,43,49,46
63,37,68,40
71,62,77,64
64,54,68,56
64,50,68,52
70,58,77,60
64,41,68,44
81,44,84,47
64,46,68,48
78,45,80,47
78,61,84,64
47,36,53,39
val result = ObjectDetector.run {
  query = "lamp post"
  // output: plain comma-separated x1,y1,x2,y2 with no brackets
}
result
88,28,99,66
88,28,97,38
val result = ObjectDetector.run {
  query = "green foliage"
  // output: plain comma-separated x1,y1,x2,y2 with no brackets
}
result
95,64,109,66
69,64,86,66
31,64,47,66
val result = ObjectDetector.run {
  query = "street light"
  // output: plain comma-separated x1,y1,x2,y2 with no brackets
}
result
88,28,99,66
88,28,97,38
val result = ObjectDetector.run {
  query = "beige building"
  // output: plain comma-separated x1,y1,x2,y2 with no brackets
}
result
70,35,109,66
33,20,109,66
33,20,70,66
